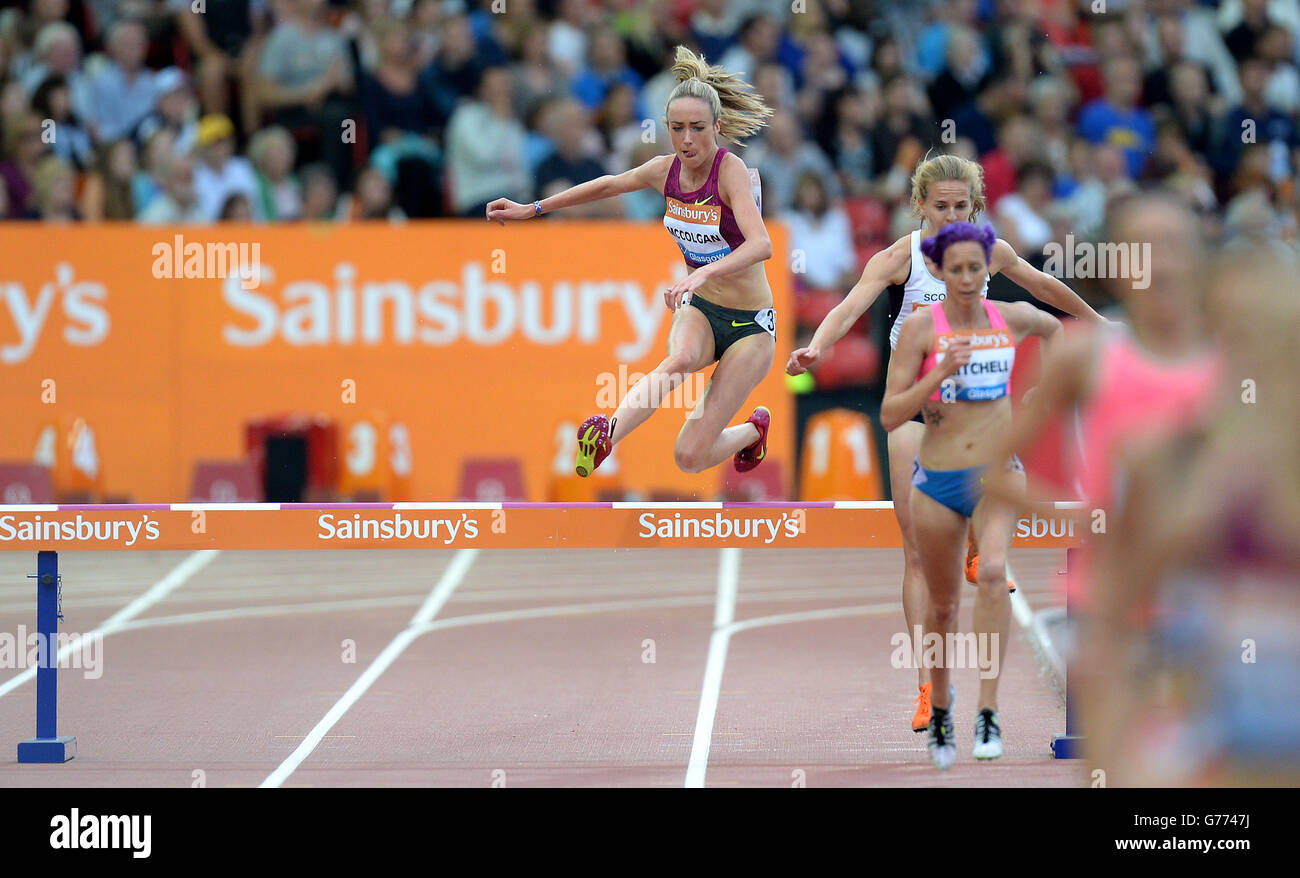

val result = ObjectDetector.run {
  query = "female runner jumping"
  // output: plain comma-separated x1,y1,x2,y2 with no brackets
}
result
487,47,777,479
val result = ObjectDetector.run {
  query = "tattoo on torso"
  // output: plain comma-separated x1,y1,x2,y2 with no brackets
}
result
922,404,942,426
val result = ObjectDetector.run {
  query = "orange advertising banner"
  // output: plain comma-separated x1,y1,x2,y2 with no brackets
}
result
0,223,793,502
0,503,1085,551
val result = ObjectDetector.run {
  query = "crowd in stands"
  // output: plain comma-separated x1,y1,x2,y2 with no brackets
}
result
3,0,1298,386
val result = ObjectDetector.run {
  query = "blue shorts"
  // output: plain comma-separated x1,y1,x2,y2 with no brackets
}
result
912,456,1024,519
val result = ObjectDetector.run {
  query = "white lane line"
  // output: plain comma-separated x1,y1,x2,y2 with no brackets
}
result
259,548,478,789
0,549,218,699
685,547,741,789
685,599,900,789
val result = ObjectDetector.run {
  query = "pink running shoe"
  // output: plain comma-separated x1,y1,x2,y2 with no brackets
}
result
575,415,615,477
733,406,770,473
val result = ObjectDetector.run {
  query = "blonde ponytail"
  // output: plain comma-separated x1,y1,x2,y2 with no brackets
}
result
665,46,773,144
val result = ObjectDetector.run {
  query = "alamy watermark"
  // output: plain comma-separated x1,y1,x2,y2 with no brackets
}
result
596,364,708,419
1042,236,1151,290
1,626,102,679
151,234,261,290
890,626,1000,679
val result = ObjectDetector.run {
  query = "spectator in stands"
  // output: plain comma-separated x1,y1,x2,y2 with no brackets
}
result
87,0,173,42
299,162,340,221
572,26,644,116
1143,15,1204,110
546,0,596,80
984,0,1058,84
444,65,529,218
691,0,737,63
1144,0,1243,105
781,171,856,293
1215,55,1299,187
982,114,1044,210
137,153,205,224
745,109,838,215
362,17,443,144
719,14,783,83
342,164,405,220
535,98,618,218
796,30,850,120
170,0,258,134
193,113,261,221
949,74,1021,157
31,74,93,170
248,125,302,222
0,112,50,219
1077,55,1156,179
1160,61,1220,159
1222,0,1276,63
1028,76,1077,182
994,159,1055,261
133,126,175,218
913,0,985,80
870,74,934,180
12,0,73,51
864,33,904,93
927,24,990,123
418,13,490,122
83,20,158,144
1223,186,1296,252
639,43,685,132
31,154,77,222
18,22,88,116
1259,23,1300,113
487,0,539,61
1062,141,1135,239
220,192,255,221
510,22,567,122
135,67,199,158
256,0,355,188
816,84,876,198
597,82,645,176
752,60,796,114
79,138,138,221
620,139,668,221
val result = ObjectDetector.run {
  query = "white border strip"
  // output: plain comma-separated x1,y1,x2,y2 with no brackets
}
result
392,503,502,510
170,503,281,511
613,502,724,509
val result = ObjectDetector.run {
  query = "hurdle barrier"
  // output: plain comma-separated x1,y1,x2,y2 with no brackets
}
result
1,501,1084,763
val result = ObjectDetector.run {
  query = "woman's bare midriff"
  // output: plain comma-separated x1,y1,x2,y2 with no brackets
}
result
917,396,1012,471
693,260,773,310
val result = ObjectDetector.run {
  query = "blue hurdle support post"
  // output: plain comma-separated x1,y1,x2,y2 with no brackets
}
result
17,550,76,763
1051,546,1084,759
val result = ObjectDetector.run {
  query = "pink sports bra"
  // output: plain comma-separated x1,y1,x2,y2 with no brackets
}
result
917,300,1016,402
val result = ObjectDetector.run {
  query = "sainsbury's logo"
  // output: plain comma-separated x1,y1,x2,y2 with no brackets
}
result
1,263,109,364
937,329,1012,349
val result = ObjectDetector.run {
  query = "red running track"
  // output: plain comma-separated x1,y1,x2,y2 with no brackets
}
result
0,548,1081,787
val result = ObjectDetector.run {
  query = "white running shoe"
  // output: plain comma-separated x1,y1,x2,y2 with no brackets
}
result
973,708,1003,760
927,686,956,770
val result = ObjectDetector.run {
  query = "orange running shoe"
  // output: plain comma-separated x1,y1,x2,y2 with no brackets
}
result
575,415,614,477
733,406,770,472
912,682,933,733
964,554,1016,593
